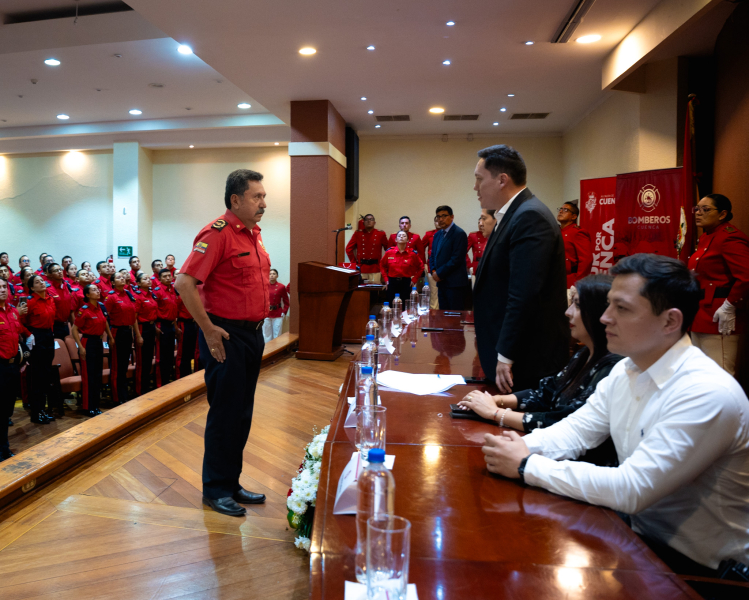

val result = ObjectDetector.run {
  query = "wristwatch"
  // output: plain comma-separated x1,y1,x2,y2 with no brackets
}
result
518,455,530,483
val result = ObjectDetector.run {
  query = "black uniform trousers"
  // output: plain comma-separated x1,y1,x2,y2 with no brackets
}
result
156,319,176,386
0,361,21,452
135,322,156,396
199,317,264,499
109,325,132,404
28,327,55,414
385,277,413,307
177,319,199,378
53,321,70,340
79,335,103,411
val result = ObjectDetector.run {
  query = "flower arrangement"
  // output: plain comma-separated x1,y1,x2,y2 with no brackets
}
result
287,425,329,551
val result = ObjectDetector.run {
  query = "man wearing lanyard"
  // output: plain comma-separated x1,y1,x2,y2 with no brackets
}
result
175,169,271,517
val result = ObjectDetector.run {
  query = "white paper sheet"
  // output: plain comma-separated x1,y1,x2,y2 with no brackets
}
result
375,371,466,396
344,396,382,427
344,581,419,600
333,451,395,515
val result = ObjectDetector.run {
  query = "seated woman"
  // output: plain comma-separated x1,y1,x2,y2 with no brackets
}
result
459,274,622,465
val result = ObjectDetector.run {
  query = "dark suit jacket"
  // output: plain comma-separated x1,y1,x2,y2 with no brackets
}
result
429,223,469,289
474,188,569,390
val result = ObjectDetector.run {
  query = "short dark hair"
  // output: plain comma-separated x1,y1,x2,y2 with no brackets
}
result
399,216,411,222
61,255,72,263
0,252,7,259
82,283,98,301
39,253,47,261
28,274,44,292
151,259,163,269
19,255,28,264
436,205,453,216
165,254,175,260
610,254,699,334
704,193,733,222
564,201,580,217
159,268,171,278
81,261,90,269
136,272,150,284
477,144,527,186
363,214,375,220
129,256,139,265
224,169,264,208
485,209,496,218
45,262,60,274
96,260,107,272
270,268,278,276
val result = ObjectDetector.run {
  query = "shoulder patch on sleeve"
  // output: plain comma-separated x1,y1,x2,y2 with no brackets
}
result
211,219,227,230
725,226,736,233
194,241,208,254
154,286,160,291
108,290,115,294
81,305,88,310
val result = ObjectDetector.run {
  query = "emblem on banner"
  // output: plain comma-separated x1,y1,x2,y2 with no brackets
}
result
637,184,660,213
586,193,597,215
676,207,687,254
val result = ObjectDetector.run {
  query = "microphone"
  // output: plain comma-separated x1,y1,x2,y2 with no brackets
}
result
332,225,353,233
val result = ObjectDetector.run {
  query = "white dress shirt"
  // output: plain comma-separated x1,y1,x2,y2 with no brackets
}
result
523,335,749,568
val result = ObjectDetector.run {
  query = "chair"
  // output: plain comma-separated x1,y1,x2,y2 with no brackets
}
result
53,338,81,394
64,336,80,375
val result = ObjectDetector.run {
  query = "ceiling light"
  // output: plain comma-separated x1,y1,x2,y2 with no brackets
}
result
177,44,193,55
500,107,507,112
576,34,601,44
507,94,515,97
368,110,374,114
360,97,367,101
128,109,142,115
446,21,455,26
299,47,317,55
493,122,499,126
237,103,251,109
189,145,194,148
429,107,445,114
274,142,279,145
57,114,70,120
375,124,381,128
525,41,534,45
442,60,451,65
367,45,375,51
44,58,61,66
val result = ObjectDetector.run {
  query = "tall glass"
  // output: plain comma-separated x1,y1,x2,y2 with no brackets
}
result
356,405,386,459
418,293,429,315
367,516,411,600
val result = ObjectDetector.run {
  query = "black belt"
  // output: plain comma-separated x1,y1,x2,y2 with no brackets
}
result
699,287,730,300
0,355,20,364
389,277,411,282
177,317,194,323
269,304,281,311
157,318,175,326
361,258,379,265
140,320,156,326
82,333,102,340
207,313,263,330
29,326,52,334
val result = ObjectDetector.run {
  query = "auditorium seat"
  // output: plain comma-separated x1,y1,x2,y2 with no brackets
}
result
64,336,80,375
53,338,82,394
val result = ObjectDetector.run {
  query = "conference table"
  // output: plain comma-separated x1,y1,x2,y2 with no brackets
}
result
309,310,700,599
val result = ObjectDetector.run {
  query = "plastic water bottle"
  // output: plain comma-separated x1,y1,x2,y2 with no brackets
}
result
422,280,431,311
356,365,377,407
361,334,376,368
355,448,395,583
392,294,402,333
380,302,392,337
410,286,419,315
365,315,379,340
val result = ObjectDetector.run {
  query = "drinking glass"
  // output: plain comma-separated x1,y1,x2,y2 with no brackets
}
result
356,405,386,459
418,294,429,315
404,300,413,318
367,516,411,600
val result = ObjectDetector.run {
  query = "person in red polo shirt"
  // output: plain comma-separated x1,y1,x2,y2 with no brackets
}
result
134,273,159,396
0,278,30,459
263,269,289,343
21,275,58,423
11,256,29,286
380,231,424,305
387,216,425,264
46,263,75,339
63,263,78,286
153,269,180,387
105,271,142,405
150,259,163,284
0,266,18,308
423,215,441,309
175,168,270,516
0,253,12,278
346,214,389,284
71,284,113,416
128,256,141,286
93,261,113,295
165,254,177,279
70,269,93,313
557,201,593,289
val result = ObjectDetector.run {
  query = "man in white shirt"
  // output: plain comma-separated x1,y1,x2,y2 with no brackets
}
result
482,253,749,572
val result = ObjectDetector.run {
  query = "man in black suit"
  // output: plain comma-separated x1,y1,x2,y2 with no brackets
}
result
429,205,470,310
473,145,569,393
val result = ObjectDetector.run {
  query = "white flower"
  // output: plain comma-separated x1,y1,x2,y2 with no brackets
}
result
295,536,311,551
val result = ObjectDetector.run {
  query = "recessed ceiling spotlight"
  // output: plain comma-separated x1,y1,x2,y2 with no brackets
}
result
375,124,381,128
299,47,317,55
237,103,251,109
429,107,445,114
360,97,367,101
368,110,374,114
367,45,375,51
576,34,601,44
507,94,515,97
44,58,61,66
128,109,142,115
177,44,193,55
442,60,451,65
57,114,70,120
493,122,499,126
500,107,507,112
525,41,534,45
274,142,279,145
446,21,455,26
189,145,194,148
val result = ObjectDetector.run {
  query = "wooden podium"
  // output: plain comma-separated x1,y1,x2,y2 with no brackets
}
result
297,262,360,360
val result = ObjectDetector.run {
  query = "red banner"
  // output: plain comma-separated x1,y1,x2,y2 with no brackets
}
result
615,167,689,262
580,177,617,274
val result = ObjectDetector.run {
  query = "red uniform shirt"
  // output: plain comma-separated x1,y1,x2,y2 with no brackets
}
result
104,288,138,327
153,284,179,321
10,274,22,286
423,229,439,260
70,286,85,313
94,276,113,295
48,279,73,323
561,223,593,288
466,231,488,273
180,210,271,322
176,292,193,320
379,247,424,284
63,274,76,286
4,282,19,307
23,293,57,329
135,289,160,323
129,269,139,286
0,303,29,359
387,232,425,264
346,229,389,274
74,302,107,336
268,282,289,318
688,221,749,335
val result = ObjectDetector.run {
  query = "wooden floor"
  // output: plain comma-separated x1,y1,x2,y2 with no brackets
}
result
0,353,349,599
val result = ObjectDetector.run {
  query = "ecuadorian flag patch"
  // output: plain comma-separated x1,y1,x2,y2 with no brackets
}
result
194,242,208,254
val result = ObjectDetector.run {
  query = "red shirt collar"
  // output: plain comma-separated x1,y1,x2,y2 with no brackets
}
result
223,210,261,235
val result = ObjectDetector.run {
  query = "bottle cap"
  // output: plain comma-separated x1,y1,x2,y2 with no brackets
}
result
369,315,376,320
361,366,373,375
367,448,385,463
394,293,400,298
365,334,374,341
383,302,390,306
412,287,417,290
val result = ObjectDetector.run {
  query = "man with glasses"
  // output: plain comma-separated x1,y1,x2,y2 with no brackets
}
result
557,201,593,290
346,214,389,283
429,205,470,310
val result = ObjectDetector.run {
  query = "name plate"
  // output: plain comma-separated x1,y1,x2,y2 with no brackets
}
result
333,451,395,515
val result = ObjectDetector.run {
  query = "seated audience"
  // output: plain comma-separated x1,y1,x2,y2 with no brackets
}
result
481,254,749,574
